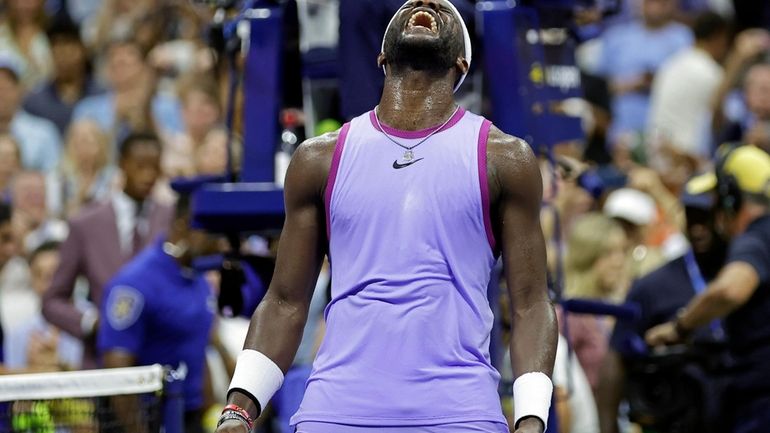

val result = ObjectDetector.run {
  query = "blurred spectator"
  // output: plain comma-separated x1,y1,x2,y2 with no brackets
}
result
72,38,184,148
0,57,61,171
603,187,668,277
627,166,688,240
195,128,241,176
0,0,53,89
713,29,770,140
82,0,155,54
0,202,17,364
66,0,102,26
720,61,770,153
562,213,631,393
5,241,82,371
42,133,173,369
598,188,727,433
0,135,22,201
23,18,102,135
98,192,219,433
163,76,223,178
645,145,770,433
647,12,731,164
553,334,599,433
597,0,692,142
9,170,68,255
47,120,118,219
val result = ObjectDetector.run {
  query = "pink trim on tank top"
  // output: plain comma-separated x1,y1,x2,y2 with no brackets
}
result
325,122,351,240
477,120,496,252
368,107,467,139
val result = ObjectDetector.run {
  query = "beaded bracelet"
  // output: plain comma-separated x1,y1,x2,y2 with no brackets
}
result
217,412,250,430
218,404,255,431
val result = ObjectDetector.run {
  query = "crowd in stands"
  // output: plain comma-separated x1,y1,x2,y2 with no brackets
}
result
0,0,769,432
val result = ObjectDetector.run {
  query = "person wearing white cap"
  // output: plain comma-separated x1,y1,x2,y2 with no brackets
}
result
603,188,667,277
217,2,556,433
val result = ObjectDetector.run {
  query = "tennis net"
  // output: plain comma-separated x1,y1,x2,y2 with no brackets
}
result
0,365,165,433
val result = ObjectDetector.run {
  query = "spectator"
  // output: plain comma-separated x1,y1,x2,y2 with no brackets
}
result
598,187,727,433
5,241,82,371
713,29,770,141
0,135,22,201
195,128,241,176
23,18,102,135
647,12,732,164
163,76,223,178
72,38,184,148
597,0,692,141
720,61,770,154
553,334,600,433
0,0,53,89
562,213,631,393
0,202,18,365
42,132,173,369
645,144,770,433
9,170,68,255
98,191,219,433
602,187,667,277
0,57,61,171
82,0,156,53
47,120,118,219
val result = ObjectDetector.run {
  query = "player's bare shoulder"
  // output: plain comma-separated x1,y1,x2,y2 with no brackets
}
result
485,125,541,202
285,130,341,198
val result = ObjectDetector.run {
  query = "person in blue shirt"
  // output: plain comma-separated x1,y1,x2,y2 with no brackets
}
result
23,18,103,135
72,38,184,149
596,0,692,141
98,191,219,433
0,56,62,171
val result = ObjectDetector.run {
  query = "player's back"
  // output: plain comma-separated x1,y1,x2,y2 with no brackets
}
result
292,108,507,427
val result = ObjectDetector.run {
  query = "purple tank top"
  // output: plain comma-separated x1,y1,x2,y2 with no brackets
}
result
290,108,507,427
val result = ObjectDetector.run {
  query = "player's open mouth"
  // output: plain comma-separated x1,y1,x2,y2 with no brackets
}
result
407,11,438,34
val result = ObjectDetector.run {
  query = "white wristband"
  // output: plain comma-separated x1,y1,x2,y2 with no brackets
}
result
513,372,553,431
227,350,284,413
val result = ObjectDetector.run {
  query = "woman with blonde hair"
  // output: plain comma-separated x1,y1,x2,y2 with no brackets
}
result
47,120,118,218
559,212,631,395
565,213,632,302
0,0,52,88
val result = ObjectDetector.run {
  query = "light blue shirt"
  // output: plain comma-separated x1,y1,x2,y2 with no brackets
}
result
72,92,185,143
598,21,693,138
11,111,62,171
5,314,83,370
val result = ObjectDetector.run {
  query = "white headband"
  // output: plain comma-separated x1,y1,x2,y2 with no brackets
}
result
381,1,472,92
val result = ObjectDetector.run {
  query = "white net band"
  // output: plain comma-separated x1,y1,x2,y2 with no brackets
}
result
0,364,165,402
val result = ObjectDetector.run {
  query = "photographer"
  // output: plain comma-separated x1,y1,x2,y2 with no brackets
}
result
646,144,770,433
597,186,727,433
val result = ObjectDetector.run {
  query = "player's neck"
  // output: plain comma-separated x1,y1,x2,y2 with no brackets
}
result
378,72,457,131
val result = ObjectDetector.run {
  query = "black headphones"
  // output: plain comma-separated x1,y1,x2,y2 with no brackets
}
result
714,144,743,215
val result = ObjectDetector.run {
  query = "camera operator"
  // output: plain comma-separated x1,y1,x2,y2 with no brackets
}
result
597,186,727,433
646,144,770,433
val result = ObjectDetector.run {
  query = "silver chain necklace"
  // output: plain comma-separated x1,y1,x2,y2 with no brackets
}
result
373,105,460,162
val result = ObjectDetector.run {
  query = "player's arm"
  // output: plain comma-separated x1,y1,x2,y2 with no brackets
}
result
219,133,336,432
488,127,558,433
